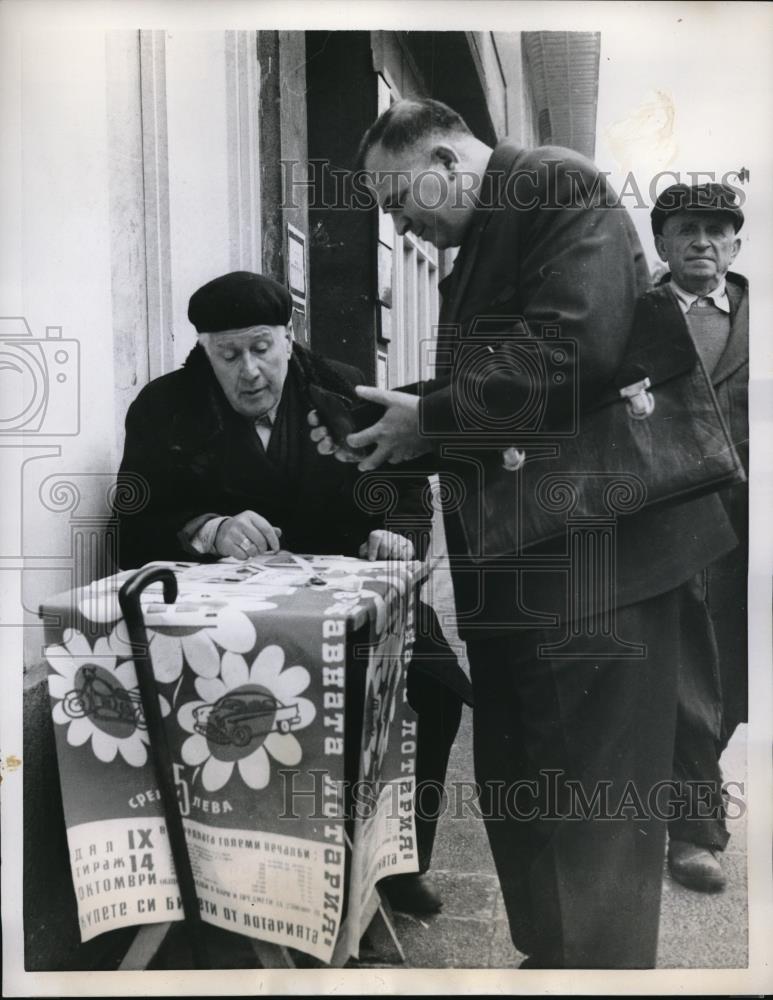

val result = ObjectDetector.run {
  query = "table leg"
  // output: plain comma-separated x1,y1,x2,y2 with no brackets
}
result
118,921,173,970
329,884,406,967
362,887,406,965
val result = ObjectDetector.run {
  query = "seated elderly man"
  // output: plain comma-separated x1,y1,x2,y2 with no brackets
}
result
114,270,471,915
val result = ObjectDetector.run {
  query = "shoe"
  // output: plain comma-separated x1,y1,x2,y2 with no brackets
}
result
667,839,726,893
380,874,443,915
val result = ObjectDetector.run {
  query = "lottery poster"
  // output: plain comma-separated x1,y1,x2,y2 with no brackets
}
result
42,556,420,963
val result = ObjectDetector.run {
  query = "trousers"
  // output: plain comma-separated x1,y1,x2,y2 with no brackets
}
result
406,665,464,871
465,586,685,968
669,562,748,850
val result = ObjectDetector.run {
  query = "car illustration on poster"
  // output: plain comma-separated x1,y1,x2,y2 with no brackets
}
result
193,690,302,747
62,665,146,729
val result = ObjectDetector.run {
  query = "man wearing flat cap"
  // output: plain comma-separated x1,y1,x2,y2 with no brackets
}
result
114,270,472,915
644,182,748,893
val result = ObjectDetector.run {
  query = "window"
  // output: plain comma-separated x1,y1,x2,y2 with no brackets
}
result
373,70,441,389
388,230,440,387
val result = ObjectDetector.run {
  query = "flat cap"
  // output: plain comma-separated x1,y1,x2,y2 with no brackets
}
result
651,182,744,236
188,271,293,333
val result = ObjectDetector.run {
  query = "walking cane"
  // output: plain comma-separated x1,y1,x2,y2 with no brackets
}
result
119,566,211,969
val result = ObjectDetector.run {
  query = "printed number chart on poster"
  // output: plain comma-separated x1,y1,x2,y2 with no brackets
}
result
40,554,422,964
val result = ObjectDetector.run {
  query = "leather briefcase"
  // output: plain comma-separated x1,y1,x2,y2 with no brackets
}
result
455,295,746,561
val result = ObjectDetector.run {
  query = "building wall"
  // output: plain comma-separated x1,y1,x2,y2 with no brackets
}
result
5,30,272,679
492,33,539,144
3,30,123,676
4,29,143,969
468,32,508,139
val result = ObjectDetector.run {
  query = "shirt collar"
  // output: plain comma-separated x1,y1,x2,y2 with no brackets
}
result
669,276,730,315
254,402,279,430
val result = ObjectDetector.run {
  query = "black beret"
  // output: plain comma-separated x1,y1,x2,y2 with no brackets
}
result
651,182,744,236
188,271,293,333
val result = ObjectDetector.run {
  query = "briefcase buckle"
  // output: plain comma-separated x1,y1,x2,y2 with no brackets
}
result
619,377,655,420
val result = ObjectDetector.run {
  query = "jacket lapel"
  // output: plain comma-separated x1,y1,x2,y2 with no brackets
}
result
712,276,748,384
656,273,748,386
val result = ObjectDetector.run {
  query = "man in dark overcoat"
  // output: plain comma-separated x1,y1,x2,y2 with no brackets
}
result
642,182,748,892
114,270,472,916
311,99,740,967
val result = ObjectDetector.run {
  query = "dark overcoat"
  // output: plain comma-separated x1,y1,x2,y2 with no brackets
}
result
115,343,390,567
411,139,740,633
645,271,749,740
388,139,742,967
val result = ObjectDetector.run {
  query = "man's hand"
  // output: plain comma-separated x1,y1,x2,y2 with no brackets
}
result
214,511,281,559
310,385,429,471
359,530,415,562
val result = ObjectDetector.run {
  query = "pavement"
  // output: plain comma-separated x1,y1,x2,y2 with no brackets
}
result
371,710,747,970
354,546,749,971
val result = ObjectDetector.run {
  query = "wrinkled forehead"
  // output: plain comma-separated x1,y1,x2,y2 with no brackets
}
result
203,324,289,350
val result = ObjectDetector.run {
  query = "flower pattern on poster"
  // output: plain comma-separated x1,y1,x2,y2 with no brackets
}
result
141,602,259,685
76,574,292,686
177,644,316,792
77,575,132,627
46,627,170,768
